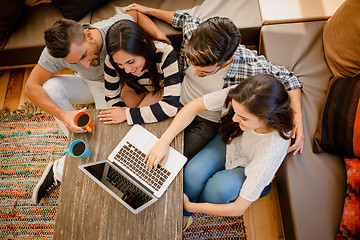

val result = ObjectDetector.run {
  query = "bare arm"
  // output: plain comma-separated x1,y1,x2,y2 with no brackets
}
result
125,10,170,43
157,97,206,145
25,64,63,118
145,97,206,169
287,88,304,155
25,64,86,133
184,193,252,217
125,3,175,25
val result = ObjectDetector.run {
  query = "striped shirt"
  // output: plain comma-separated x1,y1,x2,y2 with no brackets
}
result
104,41,181,125
172,10,303,90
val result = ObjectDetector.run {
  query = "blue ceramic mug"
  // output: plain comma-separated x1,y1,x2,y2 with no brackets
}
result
64,140,91,158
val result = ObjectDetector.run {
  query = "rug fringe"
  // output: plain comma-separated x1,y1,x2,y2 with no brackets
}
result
0,102,46,117
0,102,96,118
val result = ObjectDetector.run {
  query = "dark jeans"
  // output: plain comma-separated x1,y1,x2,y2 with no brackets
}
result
184,115,220,160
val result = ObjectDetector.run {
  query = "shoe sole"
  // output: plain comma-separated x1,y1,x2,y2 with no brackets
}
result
183,216,193,232
31,162,54,204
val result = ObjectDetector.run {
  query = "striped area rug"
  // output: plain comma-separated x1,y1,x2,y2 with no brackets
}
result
0,110,67,239
183,213,246,239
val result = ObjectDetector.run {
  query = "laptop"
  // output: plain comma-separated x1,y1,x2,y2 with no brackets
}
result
78,124,187,214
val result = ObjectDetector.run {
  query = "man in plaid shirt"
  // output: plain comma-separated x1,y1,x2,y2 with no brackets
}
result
125,4,304,160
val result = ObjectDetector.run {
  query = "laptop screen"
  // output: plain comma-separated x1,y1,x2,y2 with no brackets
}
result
83,162,152,210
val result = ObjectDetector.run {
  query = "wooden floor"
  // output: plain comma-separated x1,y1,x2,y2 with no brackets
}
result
0,67,285,240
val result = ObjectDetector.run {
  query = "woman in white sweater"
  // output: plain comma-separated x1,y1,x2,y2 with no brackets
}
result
144,73,294,225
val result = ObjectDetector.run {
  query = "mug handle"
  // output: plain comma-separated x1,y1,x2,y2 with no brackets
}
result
85,125,92,133
64,149,70,154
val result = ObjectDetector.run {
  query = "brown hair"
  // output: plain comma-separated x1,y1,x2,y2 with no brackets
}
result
44,19,86,58
106,20,163,92
219,73,294,144
185,17,240,67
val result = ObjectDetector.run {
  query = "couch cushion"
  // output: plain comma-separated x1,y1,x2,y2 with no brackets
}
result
91,0,262,50
323,0,360,78
0,3,90,68
183,0,262,46
314,76,360,158
90,0,202,53
52,0,108,21
0,0,25,49
260,21,346,240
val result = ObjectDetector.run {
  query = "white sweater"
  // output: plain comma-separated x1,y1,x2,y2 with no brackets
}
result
204,87,290,202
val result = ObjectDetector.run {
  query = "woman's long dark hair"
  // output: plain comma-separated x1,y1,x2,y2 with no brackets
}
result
219,73,294,144
106,20,161,92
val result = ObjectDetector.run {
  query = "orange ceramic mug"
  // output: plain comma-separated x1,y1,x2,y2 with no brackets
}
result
74,111,94,133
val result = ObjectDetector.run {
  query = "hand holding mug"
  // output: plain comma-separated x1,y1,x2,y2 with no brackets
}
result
74,111,94,133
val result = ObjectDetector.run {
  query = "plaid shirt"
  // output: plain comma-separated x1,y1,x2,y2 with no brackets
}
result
172,11,302,90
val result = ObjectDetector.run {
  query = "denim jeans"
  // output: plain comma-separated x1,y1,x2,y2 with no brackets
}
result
183,134,272,217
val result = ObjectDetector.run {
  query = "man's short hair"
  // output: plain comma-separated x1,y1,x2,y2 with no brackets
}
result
44,19,86,58
185,17,240,67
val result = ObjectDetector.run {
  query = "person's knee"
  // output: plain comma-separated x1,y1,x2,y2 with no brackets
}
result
42,77,66,101
183,157,214,193
183,164,207,201
122,94,142,108
42,76,76,111
184,164,201,184
138,92,163,108
204,171,242,203
120,85,144,108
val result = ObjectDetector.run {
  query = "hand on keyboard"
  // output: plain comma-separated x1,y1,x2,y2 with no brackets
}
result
145,140,170,170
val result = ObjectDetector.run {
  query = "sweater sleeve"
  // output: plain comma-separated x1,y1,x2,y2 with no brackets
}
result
239,134,290,202
104,55,126,107
126,43,181,124
203,86,237,111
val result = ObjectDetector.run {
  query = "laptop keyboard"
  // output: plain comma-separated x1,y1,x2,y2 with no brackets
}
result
106,166,152,209
114,141,171,191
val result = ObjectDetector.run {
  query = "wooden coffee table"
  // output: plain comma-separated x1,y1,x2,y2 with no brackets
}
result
54,110,184,239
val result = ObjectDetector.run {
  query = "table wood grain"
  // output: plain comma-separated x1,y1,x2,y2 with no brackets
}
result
54,110,184,240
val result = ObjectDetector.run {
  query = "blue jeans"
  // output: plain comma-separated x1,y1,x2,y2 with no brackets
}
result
183,134,272,217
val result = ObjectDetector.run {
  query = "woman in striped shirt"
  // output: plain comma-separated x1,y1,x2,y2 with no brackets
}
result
98,20,181,125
